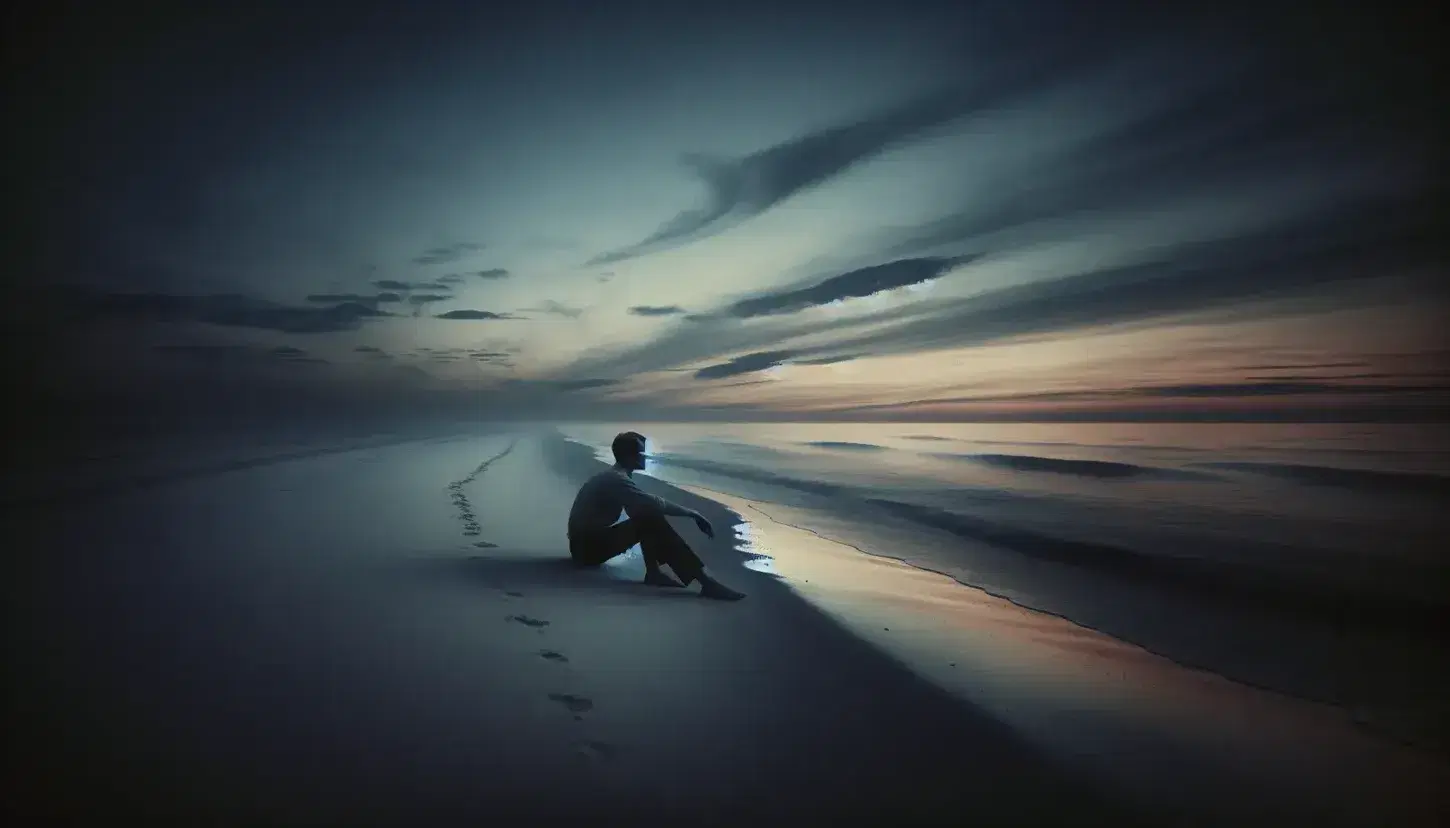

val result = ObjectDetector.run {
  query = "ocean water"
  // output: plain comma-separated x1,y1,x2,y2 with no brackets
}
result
553,421,1450,751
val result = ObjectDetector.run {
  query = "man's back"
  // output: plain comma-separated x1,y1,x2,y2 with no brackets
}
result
568,467,671,537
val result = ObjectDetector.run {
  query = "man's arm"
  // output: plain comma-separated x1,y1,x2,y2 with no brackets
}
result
614,474,696,520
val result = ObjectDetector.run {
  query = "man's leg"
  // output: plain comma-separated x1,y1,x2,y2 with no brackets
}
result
572,520,685,587
630,514,707,586
575,517,744,600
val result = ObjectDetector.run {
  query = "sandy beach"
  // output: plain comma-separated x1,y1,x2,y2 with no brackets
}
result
6,429,1134,824
6,429,1447,825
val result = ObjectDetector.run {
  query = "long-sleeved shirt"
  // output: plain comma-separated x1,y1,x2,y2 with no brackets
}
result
567,467,692,536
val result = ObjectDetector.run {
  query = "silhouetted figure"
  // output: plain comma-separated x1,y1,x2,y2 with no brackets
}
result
568,431,745,601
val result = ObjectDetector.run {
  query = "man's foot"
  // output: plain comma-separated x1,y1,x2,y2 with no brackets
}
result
643,570,685,588
699,578,746,601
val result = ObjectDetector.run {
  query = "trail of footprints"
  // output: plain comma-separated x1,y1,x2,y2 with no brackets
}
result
446,439,518,540
451,439,616,763
502,588,617,765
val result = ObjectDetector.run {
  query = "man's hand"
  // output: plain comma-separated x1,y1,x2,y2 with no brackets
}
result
690,510,715,538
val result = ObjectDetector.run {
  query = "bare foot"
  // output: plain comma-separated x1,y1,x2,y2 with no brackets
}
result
700,579,746,601
644,570,685,588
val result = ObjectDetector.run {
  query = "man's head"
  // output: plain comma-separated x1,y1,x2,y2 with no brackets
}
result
611,431,647,471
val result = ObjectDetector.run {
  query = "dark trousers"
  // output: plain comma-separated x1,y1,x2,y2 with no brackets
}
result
568,514,706,584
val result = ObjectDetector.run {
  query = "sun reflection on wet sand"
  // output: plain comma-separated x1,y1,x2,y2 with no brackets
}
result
684,484,1450,826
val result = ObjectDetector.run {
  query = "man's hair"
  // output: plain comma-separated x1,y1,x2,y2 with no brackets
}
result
611,431,647,464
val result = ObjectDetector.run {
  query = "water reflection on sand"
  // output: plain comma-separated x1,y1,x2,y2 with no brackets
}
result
690,484,1450,827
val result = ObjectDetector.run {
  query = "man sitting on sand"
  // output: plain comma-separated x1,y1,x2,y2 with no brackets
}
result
567,431,746,601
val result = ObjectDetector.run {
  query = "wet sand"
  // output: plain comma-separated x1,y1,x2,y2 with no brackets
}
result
688,486,1450,826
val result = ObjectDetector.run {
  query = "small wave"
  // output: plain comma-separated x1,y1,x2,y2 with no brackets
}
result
859,497,1449,635
1199,462,1450,494
940,453,1209,480
804,441,887,451
641,454,852,499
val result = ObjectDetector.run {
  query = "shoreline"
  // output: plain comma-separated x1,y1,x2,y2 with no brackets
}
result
569,437,1449,758
661,480,1450,824
680,479,1449,761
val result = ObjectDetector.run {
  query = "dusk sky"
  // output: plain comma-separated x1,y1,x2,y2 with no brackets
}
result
9,0,1446,429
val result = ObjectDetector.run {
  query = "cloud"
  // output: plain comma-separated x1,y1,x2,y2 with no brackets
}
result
306,292,403,305
354,345,390,357
407,293,453,305
412,242,486,265
628,305,686,317
435,309,519,320
58,288,394,334
469,350,513,362
797,202,1444,361
519,300,584,319
555,179,1442,387
694,350,795,380
868,40,1438,267
438,274,466,284
726,255,972,318
476,268,511,280
550,378,620,391
373,279,456,293
793,354,862,366
584,52,1099,266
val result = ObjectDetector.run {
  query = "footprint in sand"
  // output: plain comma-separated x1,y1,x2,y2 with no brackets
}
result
538,649,569,663
446,440,519,541
548,693,594,720
507,614,549,628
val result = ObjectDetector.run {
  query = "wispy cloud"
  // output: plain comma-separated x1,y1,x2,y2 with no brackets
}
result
726,256,972,318
412,242,486,265
306,292,403,305
791,203,1442,363
475,268,510,280
629,305,686,317
793,353,862,366
435,309,520,320
585,51,1101,266
519,300,584,319
372,279,455,292
550,378,620,391
554,176,1441,384
695,350,794,380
